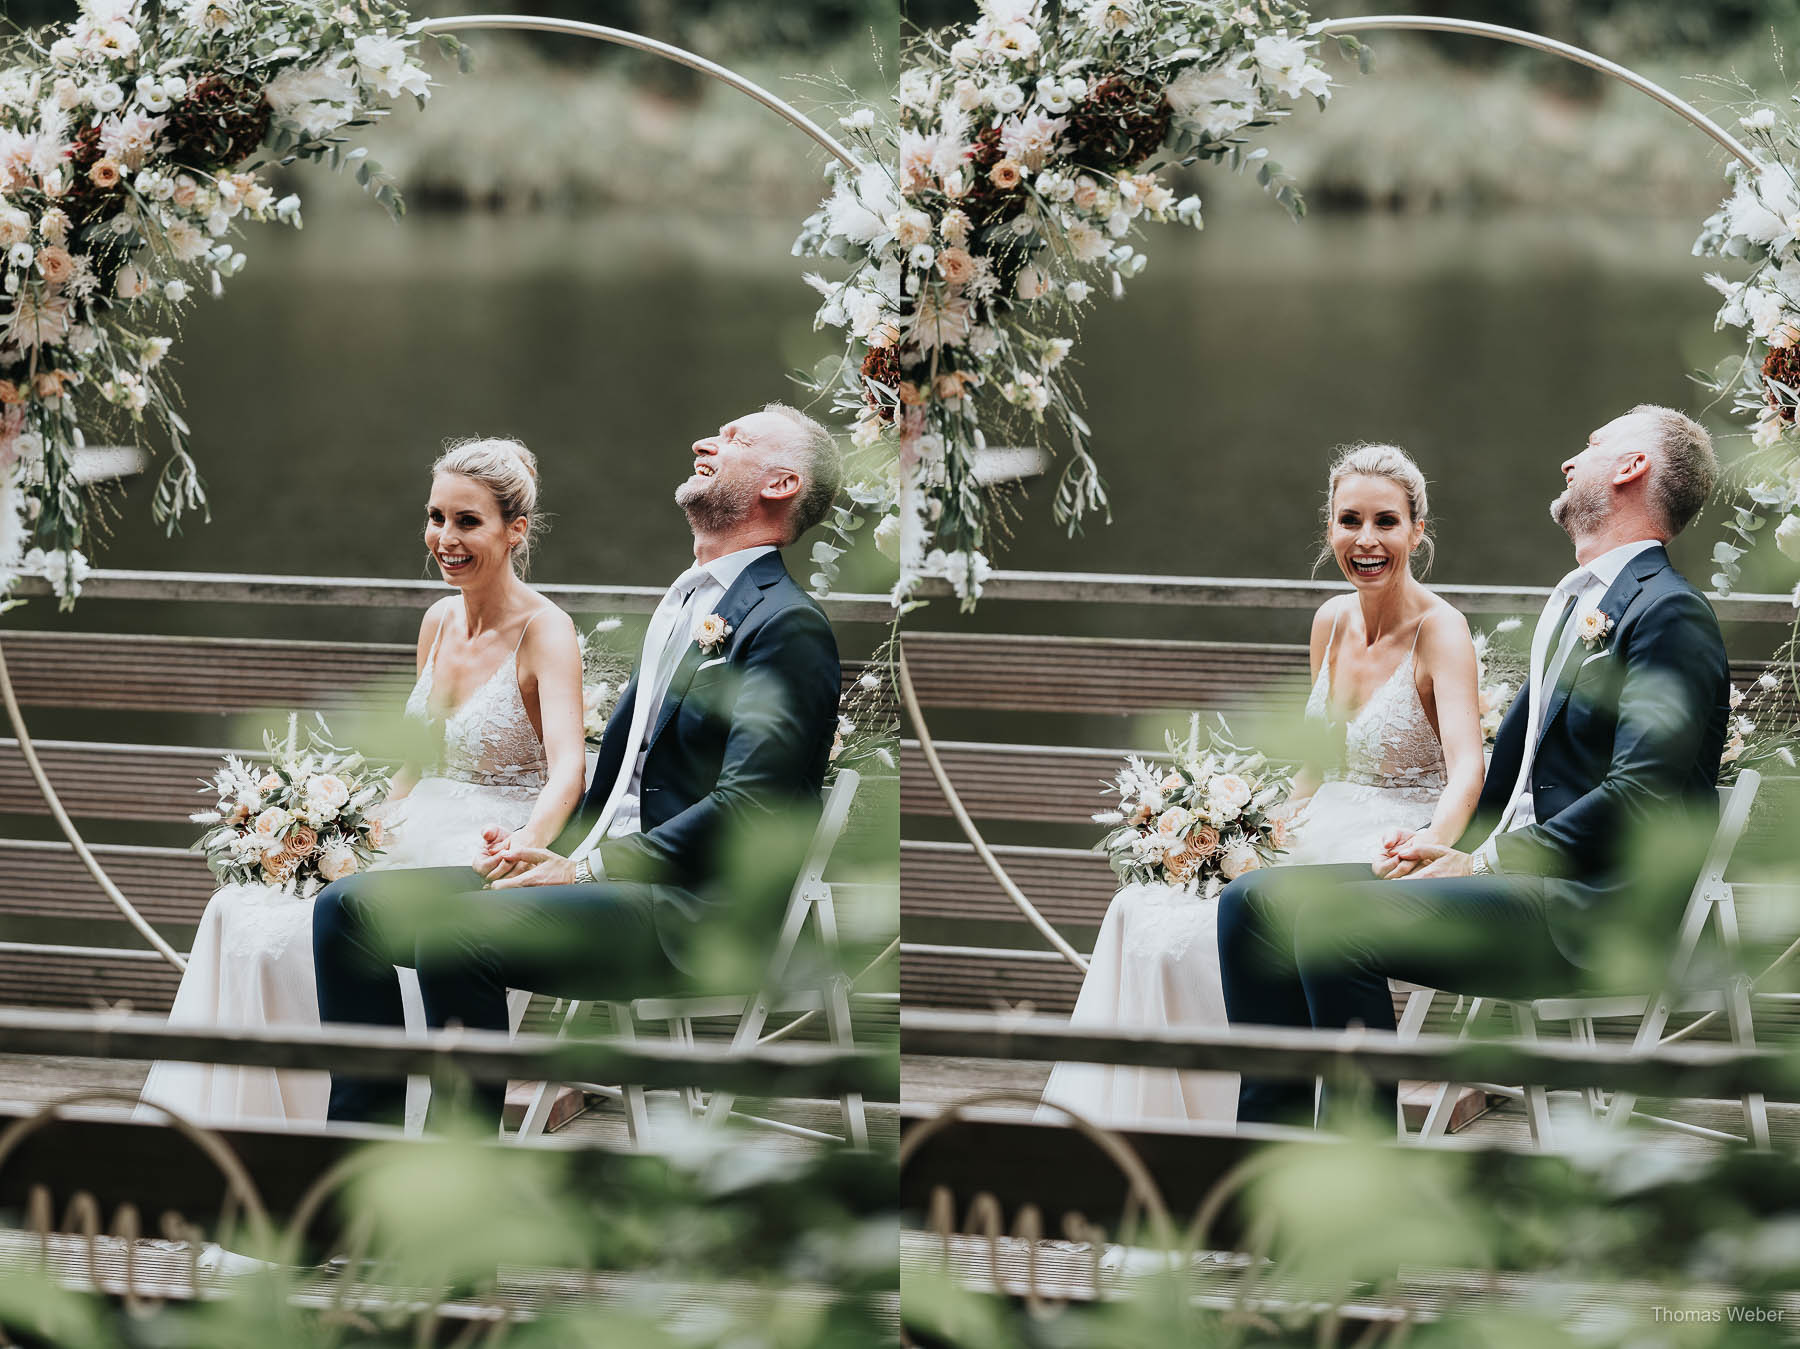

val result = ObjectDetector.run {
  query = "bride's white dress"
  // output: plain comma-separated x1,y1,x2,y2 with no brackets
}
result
1040,622,1448,1126
138,608,551,1127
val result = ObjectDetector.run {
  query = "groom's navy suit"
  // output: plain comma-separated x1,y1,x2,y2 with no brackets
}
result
314,550,841,1125
1219,543,1730,1125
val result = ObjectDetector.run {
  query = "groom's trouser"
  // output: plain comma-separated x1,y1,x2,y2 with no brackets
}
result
1217,864,1580,1127
313,867,686,1127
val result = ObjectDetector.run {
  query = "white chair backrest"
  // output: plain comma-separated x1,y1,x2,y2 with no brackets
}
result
793,769,861,901
1701,769,1762,891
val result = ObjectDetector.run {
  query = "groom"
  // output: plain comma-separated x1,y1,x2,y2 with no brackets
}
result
1219,404,1731,1126
314,403,844,1126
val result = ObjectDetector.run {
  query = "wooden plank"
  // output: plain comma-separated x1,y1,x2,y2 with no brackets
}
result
902,632,1310,716
900,741,1124,824
907,569,1797,624
0,1100,892,1250
0,1006,891,1098
0,632,882,716
7,569,896,624
898,1009,1800,1100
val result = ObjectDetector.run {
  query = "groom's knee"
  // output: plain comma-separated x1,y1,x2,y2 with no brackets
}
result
312,877,365,960
1217,872,1271,961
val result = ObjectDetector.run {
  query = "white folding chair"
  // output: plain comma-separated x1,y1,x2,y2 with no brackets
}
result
1405,770,1768,1148
515,769,868,1148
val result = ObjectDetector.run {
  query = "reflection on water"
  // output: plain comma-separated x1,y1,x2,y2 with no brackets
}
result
94,208,852,593
946,207,1751,636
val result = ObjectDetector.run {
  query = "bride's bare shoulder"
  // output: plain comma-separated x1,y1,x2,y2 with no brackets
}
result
1415,593,1475,662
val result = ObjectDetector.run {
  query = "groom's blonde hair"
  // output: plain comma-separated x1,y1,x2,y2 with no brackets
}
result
1316,442,1434,576
1627,404,1717,535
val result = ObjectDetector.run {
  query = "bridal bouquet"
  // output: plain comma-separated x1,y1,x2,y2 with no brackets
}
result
191,715,390,898
1093,715,1295,897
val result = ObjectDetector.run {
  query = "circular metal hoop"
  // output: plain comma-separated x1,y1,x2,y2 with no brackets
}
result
3,16,857,973
912,16,1764,973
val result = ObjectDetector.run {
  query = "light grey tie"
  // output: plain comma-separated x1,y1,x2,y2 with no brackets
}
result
572,563,708,859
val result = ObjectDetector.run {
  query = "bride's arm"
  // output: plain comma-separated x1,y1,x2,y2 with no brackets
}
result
387,600,451,804
1411,610,1485,849
509,608,586,851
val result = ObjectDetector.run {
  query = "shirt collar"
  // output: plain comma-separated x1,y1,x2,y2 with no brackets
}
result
696,543,777,593
1575,538,1660,592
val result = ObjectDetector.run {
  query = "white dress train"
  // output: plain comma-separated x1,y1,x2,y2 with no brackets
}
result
1040,619,1448,1126
138,606,552,1128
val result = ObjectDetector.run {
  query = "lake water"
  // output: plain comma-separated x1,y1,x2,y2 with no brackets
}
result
916,204,1764,640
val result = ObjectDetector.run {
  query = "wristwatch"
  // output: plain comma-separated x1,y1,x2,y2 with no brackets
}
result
1470,851,1493,876
574,856,595,885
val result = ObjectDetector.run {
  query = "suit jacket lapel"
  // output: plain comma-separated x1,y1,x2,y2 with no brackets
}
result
1536,544,1667,744
646,551,783,751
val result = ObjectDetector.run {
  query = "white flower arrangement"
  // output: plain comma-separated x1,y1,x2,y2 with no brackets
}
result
0,1,446,603
1471,617,1523,748
1093,714,1296,895
190,715,390,898
799,0,1343,607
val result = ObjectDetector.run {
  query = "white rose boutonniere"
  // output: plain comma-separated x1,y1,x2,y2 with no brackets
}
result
694,613,733,654
1576,610,1614,650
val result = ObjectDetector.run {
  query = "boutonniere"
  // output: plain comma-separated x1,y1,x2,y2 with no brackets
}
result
1575,610,1614,650
693,612,733,653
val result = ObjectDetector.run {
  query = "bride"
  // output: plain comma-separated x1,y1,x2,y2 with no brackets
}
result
139,438,587,1127
1040,444,1485,1125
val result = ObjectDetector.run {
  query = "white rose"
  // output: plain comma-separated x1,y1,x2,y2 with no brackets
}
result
89,83,124,112
305,774,351,816
1015,260,1049,301
317,839,359,882
1220,838,1260,881
164,279,190,302
115,261,147,299
1208,773,1253,819
1065,281,1092,303
990,83,1025,114
254,806,292,839
1776,513,1800,562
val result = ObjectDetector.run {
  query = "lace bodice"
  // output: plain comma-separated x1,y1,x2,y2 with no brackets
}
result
1304,614,1447,802
403,604,549,799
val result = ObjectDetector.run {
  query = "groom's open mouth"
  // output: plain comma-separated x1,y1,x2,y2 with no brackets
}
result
691,461,717,479
1349,555,1392,579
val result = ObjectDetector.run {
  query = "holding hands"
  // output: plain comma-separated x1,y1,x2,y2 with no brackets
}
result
1373,828,1475,880
474,826,578,889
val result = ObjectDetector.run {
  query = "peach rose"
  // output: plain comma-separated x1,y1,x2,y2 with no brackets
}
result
260,848,297,883
1156,805,1195,836
32,371,69,400
1072,176,1100,209
988,159,1023,190
1220,838,1260,881
37,246,73,285
303,773,350,816
286,823,319,856
254,806,292,839
937,246,976,287
87,158,121,190
318,840,359,882
0,380,20,405
1188,824,1220,859
367,817,386,848
258,771,282,792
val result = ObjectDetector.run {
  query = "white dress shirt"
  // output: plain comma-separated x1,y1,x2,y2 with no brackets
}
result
1475,537,1659,869
604,543,776,842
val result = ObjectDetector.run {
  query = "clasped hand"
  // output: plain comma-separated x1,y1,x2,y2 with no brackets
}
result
1373,829,1473,880
473,826,576,889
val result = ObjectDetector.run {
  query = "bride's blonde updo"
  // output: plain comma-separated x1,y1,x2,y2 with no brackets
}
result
1317,442,1435,576
432,437,544,576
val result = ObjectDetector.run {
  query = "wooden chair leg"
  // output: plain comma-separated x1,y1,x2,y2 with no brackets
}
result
1712,890,1772,1149
672,1017,704,1118
1420,996,1483,1141
811,891,866,1148
1574,1018,1606,1120
1393,986,1435,1138
516,998,583,1143
1515,1003,1552,1148
608,1001,651,1147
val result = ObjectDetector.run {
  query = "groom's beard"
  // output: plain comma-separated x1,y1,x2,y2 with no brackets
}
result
1550,478,1609,538
676,475,757,534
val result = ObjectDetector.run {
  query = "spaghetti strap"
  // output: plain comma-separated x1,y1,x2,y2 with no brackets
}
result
1407,614,1429,660
511,608,543,657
